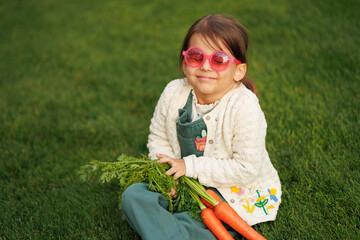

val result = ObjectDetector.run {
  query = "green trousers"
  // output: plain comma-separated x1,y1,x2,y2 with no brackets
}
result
121,182,236,240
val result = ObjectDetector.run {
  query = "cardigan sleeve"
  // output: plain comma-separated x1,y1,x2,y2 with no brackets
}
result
147,82,177,160
184,91,268,188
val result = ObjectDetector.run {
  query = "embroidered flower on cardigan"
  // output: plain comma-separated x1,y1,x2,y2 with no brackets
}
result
231,186,255,213
268,188,278,202
231,186,278,215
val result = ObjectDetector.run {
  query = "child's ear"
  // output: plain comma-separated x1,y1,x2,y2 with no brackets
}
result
234,63,247,82
182,60,187,75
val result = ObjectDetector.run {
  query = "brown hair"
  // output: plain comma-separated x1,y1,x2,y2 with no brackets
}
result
179,14,258,95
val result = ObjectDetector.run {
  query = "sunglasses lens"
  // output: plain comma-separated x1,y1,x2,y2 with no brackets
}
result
185,48,203,67
211,52,230,71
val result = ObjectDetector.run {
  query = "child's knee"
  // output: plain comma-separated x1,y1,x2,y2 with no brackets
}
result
121,182,147,209
121,182,170,212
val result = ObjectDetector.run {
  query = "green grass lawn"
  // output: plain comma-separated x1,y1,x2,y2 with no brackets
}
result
1,0,359,239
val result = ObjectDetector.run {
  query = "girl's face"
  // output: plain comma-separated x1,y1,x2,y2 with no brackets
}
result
182,34,246,104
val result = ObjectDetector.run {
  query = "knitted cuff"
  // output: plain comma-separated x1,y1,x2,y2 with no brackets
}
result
183,154,197,179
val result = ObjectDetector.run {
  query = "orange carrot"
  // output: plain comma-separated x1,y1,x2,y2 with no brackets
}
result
183,177,266,240
214,202,267,240
201,189,223,209
187,187,233,240
201,208,235,240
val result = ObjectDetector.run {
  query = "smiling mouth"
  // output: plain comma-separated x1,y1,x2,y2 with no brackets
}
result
197,75,216,81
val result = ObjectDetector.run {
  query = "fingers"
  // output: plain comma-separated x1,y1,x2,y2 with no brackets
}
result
165,167,176,177
156,153,186,180
156,153,165,158
156,153,169,160
165,168,182,180
173,171,184,180
157,154,173,165
169,188,177,198
165,164,185,180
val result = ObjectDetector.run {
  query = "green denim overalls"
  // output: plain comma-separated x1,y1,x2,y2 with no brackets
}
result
177,92,207,158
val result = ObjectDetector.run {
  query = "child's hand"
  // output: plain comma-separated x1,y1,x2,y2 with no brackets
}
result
156,153,186,180
169,187,177,198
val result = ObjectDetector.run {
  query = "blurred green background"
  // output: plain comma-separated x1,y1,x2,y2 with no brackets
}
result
0,0,359,239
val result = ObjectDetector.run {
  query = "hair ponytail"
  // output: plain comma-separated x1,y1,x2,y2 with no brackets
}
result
241,76,258,96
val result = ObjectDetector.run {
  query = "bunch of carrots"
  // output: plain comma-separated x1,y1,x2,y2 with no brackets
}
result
183,177,266,240
79,155,266,240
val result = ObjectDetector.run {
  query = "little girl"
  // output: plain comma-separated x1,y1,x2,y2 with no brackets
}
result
121,14,281,240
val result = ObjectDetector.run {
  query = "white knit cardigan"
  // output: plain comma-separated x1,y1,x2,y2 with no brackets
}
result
147,78,281,226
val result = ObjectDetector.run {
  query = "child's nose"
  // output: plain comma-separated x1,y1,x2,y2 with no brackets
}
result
201,58,212,71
